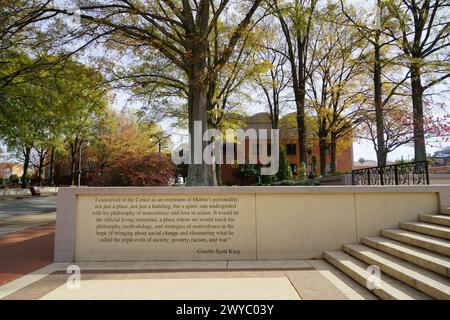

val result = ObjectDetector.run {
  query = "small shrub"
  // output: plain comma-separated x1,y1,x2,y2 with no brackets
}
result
271,179,320,186
276,146,293,181
260,174,275,185
235,162,259,178
9,174,19,184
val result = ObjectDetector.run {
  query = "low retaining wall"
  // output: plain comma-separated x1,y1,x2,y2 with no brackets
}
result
0,187,58,196
54,185,450,262
430,174,450,185
319,174,352,185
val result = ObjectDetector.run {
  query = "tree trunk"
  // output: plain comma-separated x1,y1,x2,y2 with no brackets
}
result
185,13,217,186
319,139,326,176
21,146,31,189
297,41,308,168
216,164,222,186
410,63,426,162
319,119,327,176
38,152,44,186
186,79,217,186
374,36,386,166
297,81,308,168
277,9,309,172
70,140,78,186
330,132,337,174
49,147,55,186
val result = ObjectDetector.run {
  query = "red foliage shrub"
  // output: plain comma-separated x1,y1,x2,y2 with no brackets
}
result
88,151,175,186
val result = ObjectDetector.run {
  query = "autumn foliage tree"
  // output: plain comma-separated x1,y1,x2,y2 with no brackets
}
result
358,96,450,156
86,112,175,187
92,151,175,187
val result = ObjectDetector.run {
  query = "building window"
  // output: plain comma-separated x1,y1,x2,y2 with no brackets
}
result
286,144,296,155
307,147,312,155
290,164,297,174
252,143,259,155
223,143,238,160
326,163,331,173
325,145,331,155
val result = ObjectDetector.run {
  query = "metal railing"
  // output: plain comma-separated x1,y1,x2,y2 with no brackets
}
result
352,161,430,186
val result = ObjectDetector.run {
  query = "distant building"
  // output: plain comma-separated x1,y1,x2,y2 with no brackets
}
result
433,147,450,167
0,162,23,179
221,112,354,185
353,160,395,170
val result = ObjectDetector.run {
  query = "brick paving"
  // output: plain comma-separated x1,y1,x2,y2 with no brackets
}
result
0,224,54,286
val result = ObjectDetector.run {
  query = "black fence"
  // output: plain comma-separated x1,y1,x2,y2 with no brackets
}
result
352,161,430,186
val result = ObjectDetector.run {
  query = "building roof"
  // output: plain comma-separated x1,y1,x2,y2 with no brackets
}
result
242,112,300,139
244,112,272,131
434,147,450,158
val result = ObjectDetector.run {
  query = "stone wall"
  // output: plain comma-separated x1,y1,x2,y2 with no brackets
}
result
54,185,449,262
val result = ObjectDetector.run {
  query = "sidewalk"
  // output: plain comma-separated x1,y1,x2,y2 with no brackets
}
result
0,256,377,300
0,213,56,236
0,224,55,286
0,194,56,201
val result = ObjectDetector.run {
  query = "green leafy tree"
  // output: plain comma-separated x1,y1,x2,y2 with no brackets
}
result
36,0,263,186
272,0,318,169
0,55,109,187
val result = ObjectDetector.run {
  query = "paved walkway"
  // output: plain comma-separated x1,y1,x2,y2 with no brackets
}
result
0,195,377,300
0,196,56,235
0,258,377,300
0,224,55,286
0,196,57,219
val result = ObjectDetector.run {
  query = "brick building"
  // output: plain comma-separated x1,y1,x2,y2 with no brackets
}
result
221,112,353,185
0,162,23,180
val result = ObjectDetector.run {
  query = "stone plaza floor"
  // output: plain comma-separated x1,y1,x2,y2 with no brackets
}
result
0,201,376,300
0,259,377,300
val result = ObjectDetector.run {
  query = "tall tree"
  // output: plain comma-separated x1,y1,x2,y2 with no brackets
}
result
39,0,263,186
359,95,450,158
0,53,51,188
340,0,411,166
387,0,450,162
271,0,318,169
253,18,291,129
306,3,366,175
0,55,109,187
85,111,174,187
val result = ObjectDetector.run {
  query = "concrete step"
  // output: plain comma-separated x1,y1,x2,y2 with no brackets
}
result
324,251,430,300
343,244,450,299
441,208,450,215
419,214,450,227
362,237,450,277
382,229,450,256
400,222,450,240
